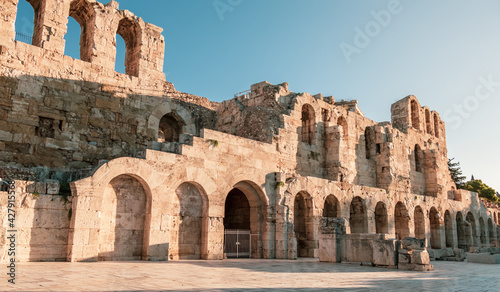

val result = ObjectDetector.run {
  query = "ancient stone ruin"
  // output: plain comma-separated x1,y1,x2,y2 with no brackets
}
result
1,0,500,269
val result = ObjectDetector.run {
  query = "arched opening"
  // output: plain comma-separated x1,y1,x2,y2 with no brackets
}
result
224,189,250,258
173,182,206,260
15,0,43,46
294,191,315,258
429,207,442,249
434,113,440,138
337,116,348,143
488,218,494,244
64,0,95,61
365,127,376,159
414,206,425,240
414,144,423,173
323,195,339,218
410,100,420,130
444,210,454,248
375,201,388,234
224,182,264,259
0,181,9,192
349,196,367,233
301,104,315,145
479,217,486,246
466,212,477,248
456,212,467,250
158,113,183,142
395,202,410,240
116,17,141,77
425,109,432,134
495,213,497,225
99,175,149,261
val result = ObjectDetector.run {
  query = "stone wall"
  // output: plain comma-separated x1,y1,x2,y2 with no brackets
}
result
0,181,71,262
1,0,499,264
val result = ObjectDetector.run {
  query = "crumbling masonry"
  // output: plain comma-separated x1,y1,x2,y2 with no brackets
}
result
1,0,499,266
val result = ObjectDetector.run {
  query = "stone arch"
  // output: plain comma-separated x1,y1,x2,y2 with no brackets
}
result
414,206,425,240
444,210,454,248
15,0,43,46
425,108,432,134
301,104,315,145
433,113,440,138
116,17,142,77
98,174,150,261
148,101,196,141
456,212,467,250
429,207,442,249
410,99,420,130
294,191,316,257
337,116,348,143
172,182,208,260
323,194,339,218
158,112,184,142
365,127,376,159
69,157,162,262
349,196,367,233
479,217,486,246
488,218,495,244
466,212,477,248
66,0,95,62
395,202,410,240
223,180,267,258
414,144,423,173
375,201,388,234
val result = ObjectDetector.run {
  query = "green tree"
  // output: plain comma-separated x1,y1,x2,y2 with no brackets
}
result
464,179,498,203
448,158,466,189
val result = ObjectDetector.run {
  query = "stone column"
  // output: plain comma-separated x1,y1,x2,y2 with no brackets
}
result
203,216,224,260
139,23,166,81
37,0,66,54
67,180,101,262
0,0,18,49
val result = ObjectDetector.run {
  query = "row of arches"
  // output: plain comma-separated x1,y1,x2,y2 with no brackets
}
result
410,99,440,138
15,0,142,76
87,170,499,261
322,195,497,250
97,174,268,260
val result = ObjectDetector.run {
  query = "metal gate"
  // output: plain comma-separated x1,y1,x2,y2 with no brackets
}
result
224,229,251,258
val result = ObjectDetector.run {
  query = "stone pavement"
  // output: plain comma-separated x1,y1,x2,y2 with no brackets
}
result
3,259,500,291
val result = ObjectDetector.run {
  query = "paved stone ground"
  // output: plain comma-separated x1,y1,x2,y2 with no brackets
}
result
3,259,500,291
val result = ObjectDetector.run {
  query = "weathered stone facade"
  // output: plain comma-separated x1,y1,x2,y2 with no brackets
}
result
1,0,499,265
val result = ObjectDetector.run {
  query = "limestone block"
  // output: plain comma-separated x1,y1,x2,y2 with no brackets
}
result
398,262,433,271
0,130,13,142
373,239,397,267
398,251,411,264
34,182,47,195
401,237,425,250
412,250,430,265
45,180,60,195
319,233,337,262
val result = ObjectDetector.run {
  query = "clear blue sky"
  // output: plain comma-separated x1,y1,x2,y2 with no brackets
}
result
15,0,500,192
